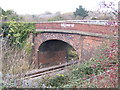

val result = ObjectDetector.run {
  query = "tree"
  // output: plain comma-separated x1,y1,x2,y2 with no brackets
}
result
0,7,22,21
99,1,118,17
74,5,88,19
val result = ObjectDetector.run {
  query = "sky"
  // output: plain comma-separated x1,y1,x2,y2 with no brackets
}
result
0,0,119,15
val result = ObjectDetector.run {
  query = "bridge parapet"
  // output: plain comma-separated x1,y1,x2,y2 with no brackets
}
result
35,22,118,36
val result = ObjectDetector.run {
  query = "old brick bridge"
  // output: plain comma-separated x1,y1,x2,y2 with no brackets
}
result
31,21,118,68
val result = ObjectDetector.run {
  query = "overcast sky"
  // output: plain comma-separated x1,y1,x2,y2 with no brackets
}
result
1,0,119,15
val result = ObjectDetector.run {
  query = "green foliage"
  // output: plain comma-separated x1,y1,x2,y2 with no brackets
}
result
2,21,35,48
0,7,22,21
74,5,88,19
67,45,79,61
46,74,68,87
67,50,79,61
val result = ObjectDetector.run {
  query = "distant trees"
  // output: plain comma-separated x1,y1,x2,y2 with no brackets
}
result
0,7,22,22
74,5,88,19
47,12,64,21
48,15,63,21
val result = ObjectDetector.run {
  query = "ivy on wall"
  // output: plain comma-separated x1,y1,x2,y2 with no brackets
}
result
1,21,35,48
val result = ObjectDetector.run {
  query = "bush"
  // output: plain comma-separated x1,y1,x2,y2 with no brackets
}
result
2,21,35,48
46,74,68,87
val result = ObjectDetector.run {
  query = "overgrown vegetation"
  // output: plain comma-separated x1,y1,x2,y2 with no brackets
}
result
1,21,35,48
0,22,35,89
38,38,118,88
67,45,79,61
1,21,35,74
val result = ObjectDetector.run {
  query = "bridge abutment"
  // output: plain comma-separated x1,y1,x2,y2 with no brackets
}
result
31,22,117,69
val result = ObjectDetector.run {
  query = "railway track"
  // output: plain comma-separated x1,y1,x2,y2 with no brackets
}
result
24,60,79,79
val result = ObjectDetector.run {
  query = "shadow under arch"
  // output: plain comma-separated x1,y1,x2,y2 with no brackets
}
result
38,39,79,68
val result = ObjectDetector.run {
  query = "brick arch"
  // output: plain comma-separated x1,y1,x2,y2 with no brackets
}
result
33,33,83,68
37,39,80,68
38,39,78,54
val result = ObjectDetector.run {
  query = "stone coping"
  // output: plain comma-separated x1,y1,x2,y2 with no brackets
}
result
36,29,118,38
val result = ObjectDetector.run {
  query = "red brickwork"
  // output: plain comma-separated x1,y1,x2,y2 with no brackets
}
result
35,23,118,35
32,23,117,68
33,33,82,68
81,36,106,61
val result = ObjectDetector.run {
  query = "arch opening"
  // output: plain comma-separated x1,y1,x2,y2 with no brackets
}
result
38,39,79,68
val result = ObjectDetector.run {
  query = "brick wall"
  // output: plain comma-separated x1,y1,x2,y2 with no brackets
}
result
81,36,106,61
32,23,116,68
32,33,108,68
32,33,82,68
35,23,118,35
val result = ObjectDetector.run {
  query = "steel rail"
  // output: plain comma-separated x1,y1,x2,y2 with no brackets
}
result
24,60,79,79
